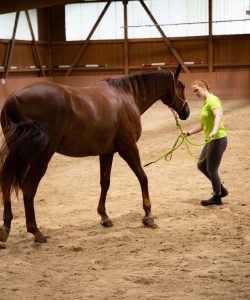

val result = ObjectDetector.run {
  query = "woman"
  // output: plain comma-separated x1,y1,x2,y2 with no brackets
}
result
186,80,228,206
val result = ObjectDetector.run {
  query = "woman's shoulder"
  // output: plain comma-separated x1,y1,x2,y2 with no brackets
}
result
206,93,222,108
207,93,219,101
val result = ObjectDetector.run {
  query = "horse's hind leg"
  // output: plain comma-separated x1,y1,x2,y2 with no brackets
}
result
119,144,154,227
0,196,13,242
22,157,51,243
98,154,114,227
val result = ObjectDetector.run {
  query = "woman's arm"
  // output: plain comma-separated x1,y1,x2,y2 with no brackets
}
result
186,123,203,136
209,108,221,138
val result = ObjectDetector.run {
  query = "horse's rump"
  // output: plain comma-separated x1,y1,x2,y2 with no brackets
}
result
0,97,49,199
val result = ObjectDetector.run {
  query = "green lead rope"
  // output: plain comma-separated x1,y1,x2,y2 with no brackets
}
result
144,110,214,167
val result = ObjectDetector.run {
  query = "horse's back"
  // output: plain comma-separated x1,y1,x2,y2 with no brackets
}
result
2,81,142,157
56,81,141,156
56,81,142,156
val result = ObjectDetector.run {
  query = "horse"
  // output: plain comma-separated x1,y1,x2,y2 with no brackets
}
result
0,64,189,243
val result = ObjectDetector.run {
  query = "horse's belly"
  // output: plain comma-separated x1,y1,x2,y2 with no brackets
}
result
56,133,116,157
56,146,115,157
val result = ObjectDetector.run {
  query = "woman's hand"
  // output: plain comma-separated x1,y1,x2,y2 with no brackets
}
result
209,131,216,139
185,123,203,137
210,108,221,139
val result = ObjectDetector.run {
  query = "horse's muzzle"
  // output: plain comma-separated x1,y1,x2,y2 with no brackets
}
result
179,104,190,120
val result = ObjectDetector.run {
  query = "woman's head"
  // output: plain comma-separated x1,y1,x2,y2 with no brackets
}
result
191,80,210,100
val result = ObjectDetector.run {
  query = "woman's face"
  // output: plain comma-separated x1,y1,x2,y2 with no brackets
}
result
192,84,207,100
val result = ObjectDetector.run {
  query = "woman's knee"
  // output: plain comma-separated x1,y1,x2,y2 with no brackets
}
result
197,162,205,173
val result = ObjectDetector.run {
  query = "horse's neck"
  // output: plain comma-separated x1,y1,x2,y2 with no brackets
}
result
134,89,165,115
131,72,172,114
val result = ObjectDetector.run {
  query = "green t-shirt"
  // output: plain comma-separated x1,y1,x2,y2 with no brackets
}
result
199,93,227,141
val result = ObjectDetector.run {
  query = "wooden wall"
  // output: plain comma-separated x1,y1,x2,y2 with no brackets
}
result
1,35,249,78
180,71,250,100
0,40,50,77
0,3,250,77
0,70,249,109
213,35,250,70
0,5,249,103
53,70,250,100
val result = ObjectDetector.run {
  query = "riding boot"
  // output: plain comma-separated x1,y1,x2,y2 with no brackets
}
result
221,184,229,198
201,194,222,206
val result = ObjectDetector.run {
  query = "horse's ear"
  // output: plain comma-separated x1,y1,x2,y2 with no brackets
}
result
175,64,182,78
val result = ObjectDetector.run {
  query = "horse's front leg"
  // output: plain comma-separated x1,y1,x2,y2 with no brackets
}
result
119,144,154,227
0,198,13,242
98,154,114,227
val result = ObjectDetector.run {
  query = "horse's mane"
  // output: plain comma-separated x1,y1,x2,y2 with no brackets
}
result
104,70,173,95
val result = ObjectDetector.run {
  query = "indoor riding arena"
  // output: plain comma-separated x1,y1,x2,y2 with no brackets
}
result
0,1,250,299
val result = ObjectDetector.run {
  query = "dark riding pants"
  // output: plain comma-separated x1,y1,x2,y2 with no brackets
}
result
197,137,227,195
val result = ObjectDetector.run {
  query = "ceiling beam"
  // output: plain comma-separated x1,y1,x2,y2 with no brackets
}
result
25,10,45,77
65,1,111,75
139,0,190,73
0,0,137,14
0,0,75,14
4,12,19,79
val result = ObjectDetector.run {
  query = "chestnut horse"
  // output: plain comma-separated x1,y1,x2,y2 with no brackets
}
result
0,64,189,243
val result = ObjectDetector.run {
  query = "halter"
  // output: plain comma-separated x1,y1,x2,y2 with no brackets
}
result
143,71,214,167
168,71,188,115
144,73,214,168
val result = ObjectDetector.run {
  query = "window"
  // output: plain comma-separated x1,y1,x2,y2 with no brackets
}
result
64,0,250,40
213,0,250,35
128,0,208,38
0,10,38,40
65,0,208,40
66,2,124,40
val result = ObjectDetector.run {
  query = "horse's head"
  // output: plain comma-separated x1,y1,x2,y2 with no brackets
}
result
161,64,190,120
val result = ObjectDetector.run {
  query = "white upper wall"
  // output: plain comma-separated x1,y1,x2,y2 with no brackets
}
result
0,0,249,40
65,0,250,40
0,10,38,40
65,0,209,40
213,0,250,34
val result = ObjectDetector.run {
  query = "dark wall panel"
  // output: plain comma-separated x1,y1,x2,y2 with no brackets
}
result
129,38,208,67
38,6,65,42
0,44,7,66
129,40,173,65
214,35,250,67
10,44,36,66
51,41,124,66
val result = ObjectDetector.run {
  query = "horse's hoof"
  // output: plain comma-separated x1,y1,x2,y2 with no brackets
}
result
0,226,10,242
101,219,113,227
0,242,7,249
34,236,48,243
143,216,155,228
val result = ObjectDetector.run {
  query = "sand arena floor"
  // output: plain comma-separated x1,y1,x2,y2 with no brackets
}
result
0,99,249,300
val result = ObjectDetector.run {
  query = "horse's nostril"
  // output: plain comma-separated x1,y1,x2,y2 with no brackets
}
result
179,107,190,120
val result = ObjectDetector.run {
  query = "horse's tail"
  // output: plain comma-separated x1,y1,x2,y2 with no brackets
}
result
0,97,49,202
